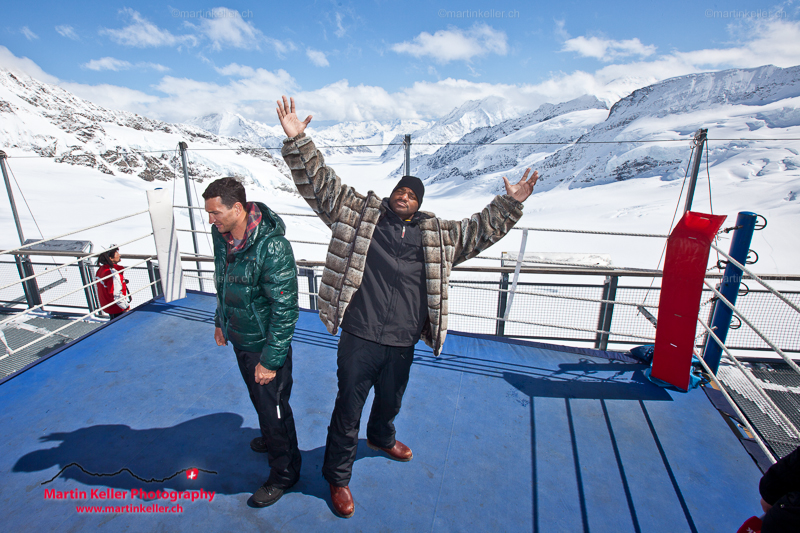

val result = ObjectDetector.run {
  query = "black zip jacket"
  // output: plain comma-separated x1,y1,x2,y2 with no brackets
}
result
339,199,429,346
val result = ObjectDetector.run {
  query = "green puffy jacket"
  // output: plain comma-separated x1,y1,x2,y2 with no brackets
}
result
212,202,299,370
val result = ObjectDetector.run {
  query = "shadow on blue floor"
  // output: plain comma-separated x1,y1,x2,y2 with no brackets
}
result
0,292,763,532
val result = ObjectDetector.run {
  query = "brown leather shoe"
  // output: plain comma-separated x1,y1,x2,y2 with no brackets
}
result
367,439,413,462
330,484,354,518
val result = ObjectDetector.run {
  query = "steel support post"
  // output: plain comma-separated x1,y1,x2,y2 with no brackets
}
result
147,260,163,298
684,128,708,214
78,259,97,312
403,135,411,176
298,267,317,310
2,151,41,308
594,275,618,350
496,272,510,336
179,142,205,291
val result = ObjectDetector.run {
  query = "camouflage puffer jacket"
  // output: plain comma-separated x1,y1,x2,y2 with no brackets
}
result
282,134,523,356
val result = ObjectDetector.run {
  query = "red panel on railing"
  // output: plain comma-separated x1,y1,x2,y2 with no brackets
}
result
651,211,726,390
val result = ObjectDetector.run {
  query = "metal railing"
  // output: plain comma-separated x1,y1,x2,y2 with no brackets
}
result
0,209,159,378
1,197,798,466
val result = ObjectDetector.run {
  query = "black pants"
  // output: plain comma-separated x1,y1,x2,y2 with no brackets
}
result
763,491,800,532
234,346,301,489
322,331,415,487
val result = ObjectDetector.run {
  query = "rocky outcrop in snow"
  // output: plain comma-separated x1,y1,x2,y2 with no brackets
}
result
0,70,292,189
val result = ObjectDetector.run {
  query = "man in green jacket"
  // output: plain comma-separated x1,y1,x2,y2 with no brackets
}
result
202,177,301,508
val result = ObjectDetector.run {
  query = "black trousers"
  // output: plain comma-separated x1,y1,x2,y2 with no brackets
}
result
234,346,302,489
762,491,800,532
322,331,415,487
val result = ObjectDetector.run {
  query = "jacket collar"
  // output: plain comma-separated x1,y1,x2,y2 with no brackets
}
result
214,202,286,257
222,202,262,253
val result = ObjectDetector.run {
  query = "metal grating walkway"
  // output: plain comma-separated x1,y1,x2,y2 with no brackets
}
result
718,361,800,459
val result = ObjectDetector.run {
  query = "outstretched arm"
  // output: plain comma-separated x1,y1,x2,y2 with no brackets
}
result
449,168,539,265
279,96,361,227
276,96,312,138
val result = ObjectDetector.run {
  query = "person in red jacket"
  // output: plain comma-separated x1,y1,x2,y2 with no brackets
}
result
95,245,130,319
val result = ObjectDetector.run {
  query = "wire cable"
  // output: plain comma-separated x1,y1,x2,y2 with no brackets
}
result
0,210,149,256
5,137,800,159
639,143,695,308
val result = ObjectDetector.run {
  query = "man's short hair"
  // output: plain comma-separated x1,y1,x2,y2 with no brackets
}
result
202,177,246,209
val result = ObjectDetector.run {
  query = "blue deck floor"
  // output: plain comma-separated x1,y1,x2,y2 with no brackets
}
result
0,292,763,532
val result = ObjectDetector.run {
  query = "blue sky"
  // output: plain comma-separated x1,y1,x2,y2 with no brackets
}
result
2,1,799,124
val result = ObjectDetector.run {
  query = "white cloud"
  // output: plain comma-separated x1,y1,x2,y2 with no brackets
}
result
100,8,196,48
0,45,59,83
674,18,800,69
267,38,295,57
82,57,169,73
563,36,656,62
553,19,569,41
5,17,800,127
188,8,263,51
334,13,347,38
55,25,79,40
392,23,508,64
83,57,133,71
215,63,257,77
21,27,38,41
59,82,160,115
306,48,330,67
146,63,171,72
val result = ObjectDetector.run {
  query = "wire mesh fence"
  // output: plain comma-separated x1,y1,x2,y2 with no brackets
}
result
3,256,800,356
0,259,158,313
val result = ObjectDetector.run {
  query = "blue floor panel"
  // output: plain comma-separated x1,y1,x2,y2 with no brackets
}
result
0,291,763,531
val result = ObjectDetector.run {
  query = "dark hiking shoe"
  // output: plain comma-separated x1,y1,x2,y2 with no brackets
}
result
248,484,285,508
250,437,268,453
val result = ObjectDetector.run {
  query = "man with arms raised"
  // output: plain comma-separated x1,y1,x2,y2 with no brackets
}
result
277,96,538,518
203,177,301,508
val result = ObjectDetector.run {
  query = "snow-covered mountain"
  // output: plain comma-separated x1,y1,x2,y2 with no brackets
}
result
311,119,430,156
1,64,798,271
185,111,431,157
529,64,800,193
184,112,286,152
380,95,525,160
0,70,293,193
184,96,520,161
389,95,609,184
388,65,800,201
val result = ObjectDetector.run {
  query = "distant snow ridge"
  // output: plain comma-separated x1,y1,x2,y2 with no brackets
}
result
381,64,800,198
186,113,431,157
311,119,429,156
528,64,800,194
389,95,608,187
380,95,524,161
184,112,286,150
0,70,293,192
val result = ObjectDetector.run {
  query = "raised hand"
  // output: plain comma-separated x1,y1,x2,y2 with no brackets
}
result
276,95,312,138
502,168,539,203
